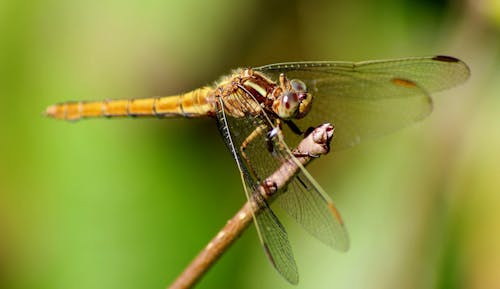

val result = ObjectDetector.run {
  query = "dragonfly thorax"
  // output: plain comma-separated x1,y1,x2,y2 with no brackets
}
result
272,75,312,120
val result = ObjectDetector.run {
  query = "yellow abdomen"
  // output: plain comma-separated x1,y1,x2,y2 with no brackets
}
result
45,86,215,121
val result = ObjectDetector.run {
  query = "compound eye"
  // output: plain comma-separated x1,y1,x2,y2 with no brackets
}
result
282,91,299,111
290,79,307,92
274,91,300,119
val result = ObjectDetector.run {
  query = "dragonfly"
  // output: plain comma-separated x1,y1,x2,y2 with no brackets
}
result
45,55,470,284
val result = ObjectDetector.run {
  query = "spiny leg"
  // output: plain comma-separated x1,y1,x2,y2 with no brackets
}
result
240,119,316,185
241,121,287,198
240,123,268,181
240,120,288,182
266,119,285,155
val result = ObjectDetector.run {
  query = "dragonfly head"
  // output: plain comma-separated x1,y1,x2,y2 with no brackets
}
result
273,74,313,119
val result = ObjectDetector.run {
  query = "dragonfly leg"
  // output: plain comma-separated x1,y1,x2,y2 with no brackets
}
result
240,119,292,183
284,120,303,135
260,179,278,197
240,124,268,180
266,126,281,152
303,126,315,137
266,119,290,159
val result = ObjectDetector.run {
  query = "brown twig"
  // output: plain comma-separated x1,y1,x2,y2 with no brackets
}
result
168,123,335,289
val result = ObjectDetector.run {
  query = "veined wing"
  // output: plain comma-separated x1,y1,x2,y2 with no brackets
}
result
215,88,349,283
256,56,470,150
267,122,349,252
215,95,299,284
276,168,349,251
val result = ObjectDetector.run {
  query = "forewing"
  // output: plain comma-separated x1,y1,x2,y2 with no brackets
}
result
256,56,470,149
215,96,299,284
255,56,469,94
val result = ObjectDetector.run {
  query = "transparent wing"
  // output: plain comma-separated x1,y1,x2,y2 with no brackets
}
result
253,193,298,284
276,169,349,251
215,88,350,282
215,97,299,284
256,55,470,149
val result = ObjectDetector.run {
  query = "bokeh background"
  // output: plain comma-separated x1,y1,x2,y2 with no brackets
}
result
1,0,499,288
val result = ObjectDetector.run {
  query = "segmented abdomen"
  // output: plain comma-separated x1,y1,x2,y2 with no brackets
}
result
45,87,215,121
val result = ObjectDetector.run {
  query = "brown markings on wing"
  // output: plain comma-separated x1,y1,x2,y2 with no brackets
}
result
328,203,344,226
391,78,417,88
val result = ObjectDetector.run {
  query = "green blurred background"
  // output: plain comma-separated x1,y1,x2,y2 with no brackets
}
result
1,0,499,288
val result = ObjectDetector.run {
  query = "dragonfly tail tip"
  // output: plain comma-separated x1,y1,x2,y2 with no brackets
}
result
43,105,57,118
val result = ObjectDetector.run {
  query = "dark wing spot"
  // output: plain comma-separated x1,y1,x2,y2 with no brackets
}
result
392,78,417,88
432,55,460,63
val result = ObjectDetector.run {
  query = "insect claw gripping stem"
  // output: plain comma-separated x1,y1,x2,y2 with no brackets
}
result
261,179,278,197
